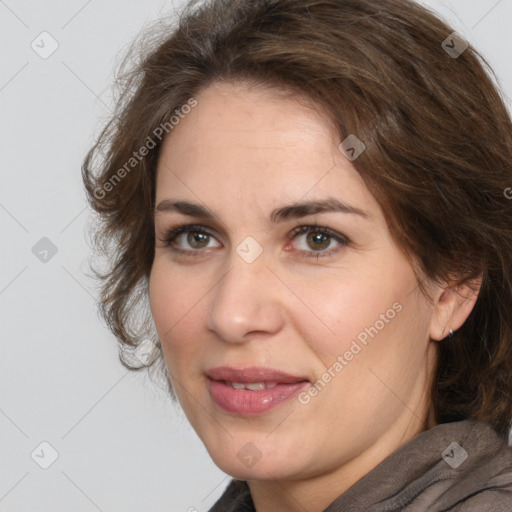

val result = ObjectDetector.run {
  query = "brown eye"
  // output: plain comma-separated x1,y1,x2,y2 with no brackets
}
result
187,231,211,248
162,224,222,252
290,225,349,257
306,232,332,251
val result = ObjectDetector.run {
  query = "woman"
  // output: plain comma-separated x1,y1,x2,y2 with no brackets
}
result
82,0,512,510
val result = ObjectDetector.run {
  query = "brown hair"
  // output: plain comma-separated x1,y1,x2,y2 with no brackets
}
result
82,0,512,436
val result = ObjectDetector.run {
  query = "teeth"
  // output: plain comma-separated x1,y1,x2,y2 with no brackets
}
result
228,381,278,390
245,382,265,391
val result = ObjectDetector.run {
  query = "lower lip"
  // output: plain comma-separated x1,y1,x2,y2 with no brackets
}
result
208,378,309,415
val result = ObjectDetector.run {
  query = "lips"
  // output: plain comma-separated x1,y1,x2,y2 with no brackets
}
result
206,366,309,385
206,366,310,415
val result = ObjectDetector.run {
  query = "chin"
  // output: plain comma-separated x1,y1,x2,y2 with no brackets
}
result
206,441,304,481
215,461,293,482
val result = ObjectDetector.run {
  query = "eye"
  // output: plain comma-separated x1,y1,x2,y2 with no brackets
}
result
160,224,222,254
289,225,349,257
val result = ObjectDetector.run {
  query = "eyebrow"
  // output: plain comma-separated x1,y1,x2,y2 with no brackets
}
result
154,198,369,223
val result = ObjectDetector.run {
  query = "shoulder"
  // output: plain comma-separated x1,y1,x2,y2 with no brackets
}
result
407,420,512,511
326,419,512,511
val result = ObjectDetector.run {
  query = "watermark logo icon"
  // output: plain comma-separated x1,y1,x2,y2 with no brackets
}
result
134,338,158,365
442,441,468,469
237,442,262,468
31,441,59,469
339,134,366,161
32,237,58,263
236,236,263,264
31,32,59,59
442,32,469,59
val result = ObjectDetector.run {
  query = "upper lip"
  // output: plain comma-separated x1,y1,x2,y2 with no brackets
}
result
206,366,309,384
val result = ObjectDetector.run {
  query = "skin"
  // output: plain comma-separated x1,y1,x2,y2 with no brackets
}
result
149,81,480,512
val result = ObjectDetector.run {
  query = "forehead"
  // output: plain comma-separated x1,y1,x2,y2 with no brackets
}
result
160,82,336,161
155,81,378,218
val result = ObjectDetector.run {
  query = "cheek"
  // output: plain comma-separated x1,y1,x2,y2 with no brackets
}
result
148,263,206,359
285,267,413,360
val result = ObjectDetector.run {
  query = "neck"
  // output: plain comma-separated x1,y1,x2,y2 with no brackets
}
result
248,404,435,512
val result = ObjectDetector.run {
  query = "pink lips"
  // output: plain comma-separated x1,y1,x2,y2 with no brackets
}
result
206,366,310,415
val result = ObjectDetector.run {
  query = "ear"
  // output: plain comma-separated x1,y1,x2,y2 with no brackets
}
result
429,276,482,341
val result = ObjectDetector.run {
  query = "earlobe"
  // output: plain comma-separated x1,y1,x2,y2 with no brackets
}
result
429,277,482,341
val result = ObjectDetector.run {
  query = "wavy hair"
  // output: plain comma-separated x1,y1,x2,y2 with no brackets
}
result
82,0,512,436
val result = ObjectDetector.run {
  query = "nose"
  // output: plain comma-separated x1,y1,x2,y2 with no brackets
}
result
206,257,286,343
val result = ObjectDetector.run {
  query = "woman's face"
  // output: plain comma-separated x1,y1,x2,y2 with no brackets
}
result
149,81,441,483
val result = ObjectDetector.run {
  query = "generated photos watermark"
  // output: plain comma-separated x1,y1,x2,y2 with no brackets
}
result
93,97,198,200
298,301,403,405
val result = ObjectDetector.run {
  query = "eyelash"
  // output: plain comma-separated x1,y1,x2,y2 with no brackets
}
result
159,223,350,259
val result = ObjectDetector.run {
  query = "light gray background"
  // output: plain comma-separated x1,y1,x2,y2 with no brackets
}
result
1,1,511,511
